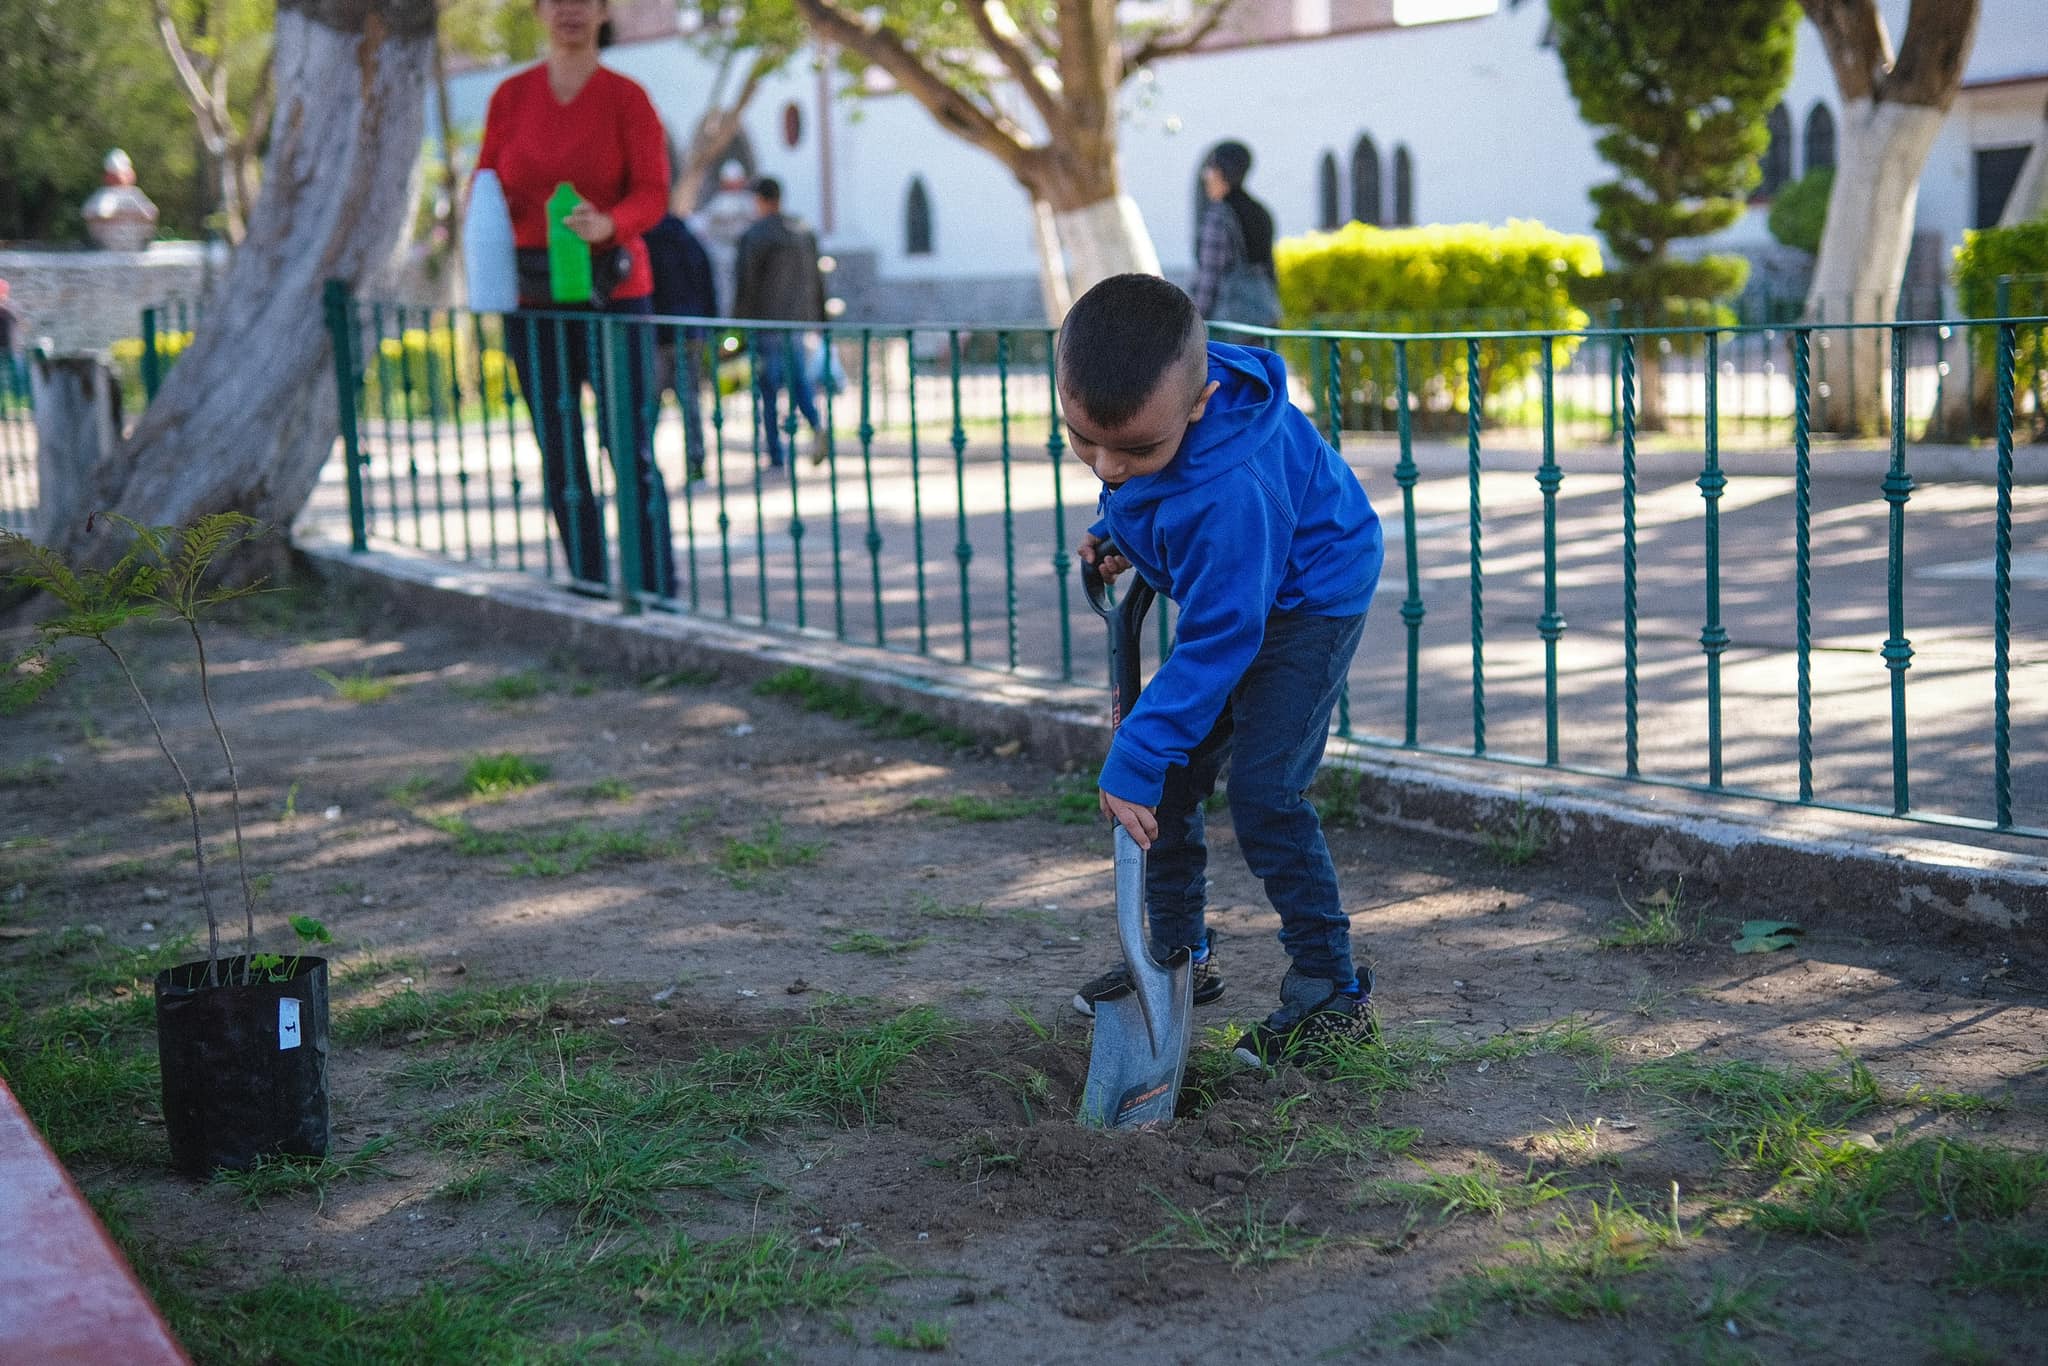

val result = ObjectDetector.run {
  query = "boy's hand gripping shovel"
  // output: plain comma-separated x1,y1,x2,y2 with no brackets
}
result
1078,547,1193,1129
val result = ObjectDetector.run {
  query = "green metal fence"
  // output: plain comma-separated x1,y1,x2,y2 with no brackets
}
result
0,354,33,533
317,280,2047,841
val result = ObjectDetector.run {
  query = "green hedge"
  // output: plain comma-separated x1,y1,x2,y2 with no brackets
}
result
1952,220,2048,416
1272,220,1603,425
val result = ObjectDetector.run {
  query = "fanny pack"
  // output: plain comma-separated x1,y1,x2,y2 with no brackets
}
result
514,245,633,309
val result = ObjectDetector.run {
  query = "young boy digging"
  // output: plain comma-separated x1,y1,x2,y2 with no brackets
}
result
1061,273,1385,1068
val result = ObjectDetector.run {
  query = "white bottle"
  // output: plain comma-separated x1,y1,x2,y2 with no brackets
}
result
464,169,519,313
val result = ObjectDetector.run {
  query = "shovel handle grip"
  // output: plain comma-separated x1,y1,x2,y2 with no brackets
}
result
1081,540,1156,727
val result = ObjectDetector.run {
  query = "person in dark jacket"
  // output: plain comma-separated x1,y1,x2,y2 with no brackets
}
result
645,212,717,482
1059,274,1383,1069
732,177,826,469
1190,141,1281,328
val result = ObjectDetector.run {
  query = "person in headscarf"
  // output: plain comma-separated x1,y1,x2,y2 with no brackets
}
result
1190,140,1281,328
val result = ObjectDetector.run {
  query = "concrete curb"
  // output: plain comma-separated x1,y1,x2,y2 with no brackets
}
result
303,535,2046,942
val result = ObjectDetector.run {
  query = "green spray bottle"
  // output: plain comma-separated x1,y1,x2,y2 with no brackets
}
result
546,183,593,304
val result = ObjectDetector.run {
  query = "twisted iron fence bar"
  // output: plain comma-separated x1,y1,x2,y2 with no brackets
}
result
321,287,2048,841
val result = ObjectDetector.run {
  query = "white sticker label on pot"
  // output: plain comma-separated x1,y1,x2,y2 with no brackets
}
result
279,997,302,1050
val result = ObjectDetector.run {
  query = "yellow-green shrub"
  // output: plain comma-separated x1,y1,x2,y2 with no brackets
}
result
1953,221,2048,404
110,330,193,404
1273,220,1603,424
361,327,520,416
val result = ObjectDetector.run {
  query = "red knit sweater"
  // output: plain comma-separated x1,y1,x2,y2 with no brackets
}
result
476,64,670,301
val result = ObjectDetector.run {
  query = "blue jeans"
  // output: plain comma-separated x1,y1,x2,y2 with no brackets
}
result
754,333,820,467
1144,609,1366,984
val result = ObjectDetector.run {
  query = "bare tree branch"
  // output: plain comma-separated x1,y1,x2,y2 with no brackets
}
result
966,0,1063,134
1796,0,1891,102
1888,0,1980,107
791,0,1036,183
153,0,229,151
1121,0,1241,82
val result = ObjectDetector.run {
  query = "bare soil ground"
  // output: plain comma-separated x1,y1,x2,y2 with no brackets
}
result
3,586,2045,1365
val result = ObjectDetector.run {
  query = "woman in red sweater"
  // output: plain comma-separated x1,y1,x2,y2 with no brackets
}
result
477,0,675,600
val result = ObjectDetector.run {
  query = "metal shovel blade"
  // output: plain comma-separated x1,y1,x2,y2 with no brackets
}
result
1079,826,1193,1129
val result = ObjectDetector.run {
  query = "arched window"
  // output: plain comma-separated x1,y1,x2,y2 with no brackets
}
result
1317,152,1340,230
1759,103,1792,196
1350,135,1381,226
1803,102,1837,174
904,176,933,256
1392,144,1414,226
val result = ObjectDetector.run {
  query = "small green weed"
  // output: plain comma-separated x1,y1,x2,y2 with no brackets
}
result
211,1135,397,1210
577,777,634,802
312,667,397,704
909,793,1046,821
754,668,977,748
510,1230,881,1326
829,930,929,957
452,669,551,705
386,772,437,807
875,1320,950,1351
1924,1316,2007,1366
1599,881,1695,949
913,893,987,921
461,752,549,797
425,813,672,876
0,756,59,787
1137,1194,1331,1269
335,981,567,1045
1950,1228,2048,1304
1481,792,1551,866
716,819,821,887
1370,1162,1576,1220
1309,766,1363,826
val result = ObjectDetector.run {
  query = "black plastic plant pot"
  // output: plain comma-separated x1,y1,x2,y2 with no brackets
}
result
153,954,331,1177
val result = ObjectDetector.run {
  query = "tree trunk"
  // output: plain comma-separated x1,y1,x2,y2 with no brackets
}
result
1029,198,1072,323
1049,196,1163,306
433,24,463,304
52,0,434,566
28,355,122,546
1804,97,1944,432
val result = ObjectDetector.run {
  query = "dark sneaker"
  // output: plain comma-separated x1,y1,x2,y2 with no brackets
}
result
1232,967,1377,1068
1071,934,1224,1017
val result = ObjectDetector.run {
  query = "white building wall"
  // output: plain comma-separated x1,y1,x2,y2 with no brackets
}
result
442,0,2047,317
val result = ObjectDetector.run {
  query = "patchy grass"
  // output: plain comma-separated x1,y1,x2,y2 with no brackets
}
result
423,813,675,877
211,1136,398,1210
461,752,550,797
875,1320,951,1351
754,668,978,749
1388,1192,1678,1342
577,777,634,802
312,667,398,704
451,668,553,705
428,1008,950,1228
1481,793,1552,867
912,894,988,921
715,819,821,888
1598,881,1696,949
1370,1162,1577,1221
1949,1228,2048,1304
1309,767,1363,827
1137,1195,1332,1269
1748,1136,2048,1237
335,981,569,1045
829,930,930,957
0,756,61,787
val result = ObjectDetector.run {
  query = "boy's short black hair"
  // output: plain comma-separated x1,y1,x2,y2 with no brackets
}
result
752,176,783,203
1056,274,1207,429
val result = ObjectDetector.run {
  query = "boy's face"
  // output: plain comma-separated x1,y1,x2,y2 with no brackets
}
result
1062,372,1221,487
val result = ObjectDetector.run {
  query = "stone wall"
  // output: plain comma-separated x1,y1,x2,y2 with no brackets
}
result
0,243,228,355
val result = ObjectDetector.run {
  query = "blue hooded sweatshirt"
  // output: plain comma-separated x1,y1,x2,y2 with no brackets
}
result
1091,342,1383,807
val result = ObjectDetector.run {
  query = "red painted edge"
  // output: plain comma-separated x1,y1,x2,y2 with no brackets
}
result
0,1076,191,1365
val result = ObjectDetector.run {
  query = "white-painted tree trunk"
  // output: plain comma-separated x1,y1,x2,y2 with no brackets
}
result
1052,195,1163,312
1029,198,1072,324
55,9,432,565
1804,97,1945,431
